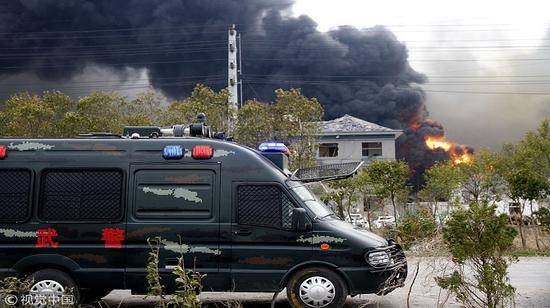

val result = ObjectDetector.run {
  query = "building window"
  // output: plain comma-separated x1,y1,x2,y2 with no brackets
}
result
362,142,383,157
318,143,339,157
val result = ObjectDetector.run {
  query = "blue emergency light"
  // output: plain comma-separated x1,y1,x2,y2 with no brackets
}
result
258,142,289,153
163,145,184,159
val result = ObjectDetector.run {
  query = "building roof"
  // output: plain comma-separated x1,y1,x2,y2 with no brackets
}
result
318,114,400,135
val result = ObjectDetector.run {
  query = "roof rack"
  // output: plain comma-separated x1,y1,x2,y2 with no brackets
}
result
290,161,364,183
80,113,231,140
120,113,230,140
78,132,122,139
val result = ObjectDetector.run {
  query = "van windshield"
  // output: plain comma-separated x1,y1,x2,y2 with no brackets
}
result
287,180,334,219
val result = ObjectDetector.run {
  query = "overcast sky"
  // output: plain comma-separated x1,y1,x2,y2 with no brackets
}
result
294,0,550,149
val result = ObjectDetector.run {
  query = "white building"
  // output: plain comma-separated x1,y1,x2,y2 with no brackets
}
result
316,115,402,165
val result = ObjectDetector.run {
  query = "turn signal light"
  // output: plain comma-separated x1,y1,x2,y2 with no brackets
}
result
192,145,213,159
0,145,6,159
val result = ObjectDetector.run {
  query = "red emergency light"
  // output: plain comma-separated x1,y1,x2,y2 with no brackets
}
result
0,145,6,159
192,145,213,159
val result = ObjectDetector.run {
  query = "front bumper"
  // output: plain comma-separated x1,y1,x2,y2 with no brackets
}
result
374,261,407,295
341,242,408,295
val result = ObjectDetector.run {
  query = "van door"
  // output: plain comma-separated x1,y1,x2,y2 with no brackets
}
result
125,164,226,292
230,183,312,291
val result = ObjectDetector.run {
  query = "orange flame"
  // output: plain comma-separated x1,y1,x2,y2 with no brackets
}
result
425,136,452,152
424,135,473,165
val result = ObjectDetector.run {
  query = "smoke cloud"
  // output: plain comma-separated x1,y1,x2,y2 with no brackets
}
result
0,0,452,181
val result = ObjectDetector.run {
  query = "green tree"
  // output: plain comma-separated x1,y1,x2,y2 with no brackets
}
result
419,161,461,222
0,92,57,137
534,207,550,232
498,120,550,249
436,201,517,308
233,99,274,147
357,169,383,231
161,84,232,134
272,89,323,169
73,91,125,134
455,149,503,204
234,88,323,169
120,90,165,126
322,176,360,219
0,91,95,137
396,207,437,249
363,160,410,220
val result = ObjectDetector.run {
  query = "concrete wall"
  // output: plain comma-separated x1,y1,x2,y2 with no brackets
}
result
316,135,397,165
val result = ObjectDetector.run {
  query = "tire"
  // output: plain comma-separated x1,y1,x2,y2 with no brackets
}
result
286,267,348,308
28,269,80,305
80,288,112,304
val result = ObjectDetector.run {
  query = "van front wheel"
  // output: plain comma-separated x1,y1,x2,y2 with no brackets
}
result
286,267,348,308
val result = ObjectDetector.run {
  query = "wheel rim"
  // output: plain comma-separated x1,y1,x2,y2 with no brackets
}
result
30,280,65,308
299,276,336,307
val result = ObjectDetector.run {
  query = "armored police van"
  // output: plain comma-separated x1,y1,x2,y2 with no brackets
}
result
0,116,406,307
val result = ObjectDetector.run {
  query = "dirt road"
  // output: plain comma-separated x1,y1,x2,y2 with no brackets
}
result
101,257,550,307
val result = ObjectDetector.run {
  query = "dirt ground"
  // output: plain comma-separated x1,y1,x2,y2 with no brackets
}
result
99,257,550,308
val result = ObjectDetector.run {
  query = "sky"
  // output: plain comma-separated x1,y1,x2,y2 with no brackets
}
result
293,0,550,149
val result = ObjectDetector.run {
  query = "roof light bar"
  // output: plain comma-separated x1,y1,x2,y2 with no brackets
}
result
258,142,289,154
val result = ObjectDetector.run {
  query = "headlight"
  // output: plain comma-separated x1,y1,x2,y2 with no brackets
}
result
367,250,390,267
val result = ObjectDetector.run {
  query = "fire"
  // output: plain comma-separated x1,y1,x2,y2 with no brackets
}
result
424,135,473,165
425,137,452,151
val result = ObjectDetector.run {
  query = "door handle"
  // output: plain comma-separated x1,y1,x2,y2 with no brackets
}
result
233,229,252,236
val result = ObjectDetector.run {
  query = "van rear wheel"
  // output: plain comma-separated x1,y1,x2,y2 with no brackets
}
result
28,269,80,306
286,267,348,308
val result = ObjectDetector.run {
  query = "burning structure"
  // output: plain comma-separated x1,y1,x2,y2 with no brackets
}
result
0,0,471,186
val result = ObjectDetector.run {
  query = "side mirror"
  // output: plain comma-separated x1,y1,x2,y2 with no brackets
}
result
292,208,311,232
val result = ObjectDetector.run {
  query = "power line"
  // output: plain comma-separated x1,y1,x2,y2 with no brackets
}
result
243,73,550,79
245,57,550,63
0,24,234,36
0,30,228,40
422,89,550,95
0,40,227,51
239,77,550,95
0,74,227,87
0,58,227,70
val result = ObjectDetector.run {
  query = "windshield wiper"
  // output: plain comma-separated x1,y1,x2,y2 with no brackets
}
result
316,213,336,221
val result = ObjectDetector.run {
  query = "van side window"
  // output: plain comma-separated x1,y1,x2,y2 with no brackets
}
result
134,169,214,219
237,185,294,229
0,169,32,223
39,170,123,222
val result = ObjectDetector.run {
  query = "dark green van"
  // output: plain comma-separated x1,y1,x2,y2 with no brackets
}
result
0,130,406,307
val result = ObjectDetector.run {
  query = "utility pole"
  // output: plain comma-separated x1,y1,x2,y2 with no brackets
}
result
227,24,239,122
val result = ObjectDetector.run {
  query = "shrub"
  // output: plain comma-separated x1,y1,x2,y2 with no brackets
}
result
436,201,517,308
0,276,32,308
534,207,550,232
396,207,438,249
145,236,205,308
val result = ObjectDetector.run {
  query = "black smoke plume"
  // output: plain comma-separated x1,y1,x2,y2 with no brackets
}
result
0,0,455,183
